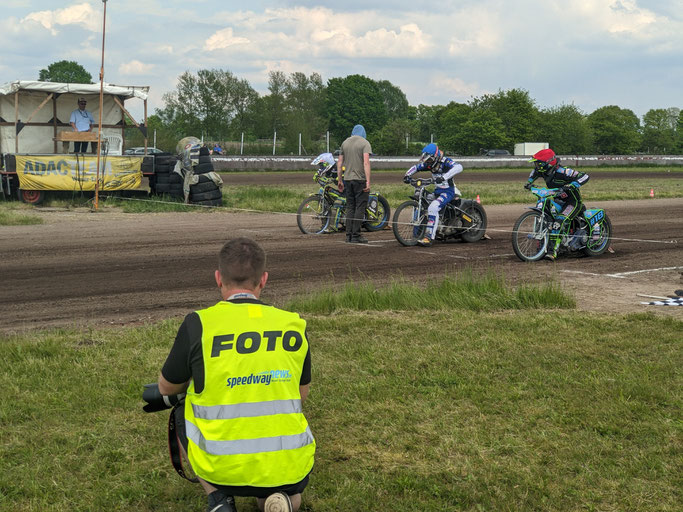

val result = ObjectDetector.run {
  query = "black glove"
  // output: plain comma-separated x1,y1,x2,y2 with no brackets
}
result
435,176,445,184
403,175,411,184
562,185,573,194
524,182,532,190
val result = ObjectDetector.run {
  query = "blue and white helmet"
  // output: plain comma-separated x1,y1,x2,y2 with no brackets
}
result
420,143,443,168
311,152,335,171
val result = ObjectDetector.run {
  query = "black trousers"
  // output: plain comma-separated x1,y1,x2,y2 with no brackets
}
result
344,180,368,239
73,141,97,153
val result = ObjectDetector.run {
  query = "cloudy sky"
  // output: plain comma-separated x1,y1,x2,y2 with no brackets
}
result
1,0,681,121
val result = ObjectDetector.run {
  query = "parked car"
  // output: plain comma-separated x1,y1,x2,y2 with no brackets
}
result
123,147,164,155
482,149,511,157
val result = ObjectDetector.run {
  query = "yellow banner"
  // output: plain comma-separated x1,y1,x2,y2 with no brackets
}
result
15,155,142,191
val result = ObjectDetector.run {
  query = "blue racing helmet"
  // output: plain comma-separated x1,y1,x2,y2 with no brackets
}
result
420,143,443,168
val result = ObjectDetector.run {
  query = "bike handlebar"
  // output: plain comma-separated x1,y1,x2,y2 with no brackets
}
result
406,177,434,187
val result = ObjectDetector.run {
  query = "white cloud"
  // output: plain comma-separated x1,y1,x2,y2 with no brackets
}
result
430,75,483,100
440,5,504,57
22,3,100,35
204,7,432,59
118,60,155,75
204,27,250,51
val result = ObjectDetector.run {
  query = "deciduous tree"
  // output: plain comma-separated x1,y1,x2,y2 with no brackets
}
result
641,107,679,154
38,60,92,83
326,74,386,143
588,106,641,154
538,104,592,154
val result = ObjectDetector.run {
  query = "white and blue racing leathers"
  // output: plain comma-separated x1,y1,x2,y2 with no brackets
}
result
404,158,463,240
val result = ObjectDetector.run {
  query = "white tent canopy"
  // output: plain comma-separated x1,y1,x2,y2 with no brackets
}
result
0,80,150,155
0,81,149,101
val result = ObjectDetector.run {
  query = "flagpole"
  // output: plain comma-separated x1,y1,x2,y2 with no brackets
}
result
94,0,107,211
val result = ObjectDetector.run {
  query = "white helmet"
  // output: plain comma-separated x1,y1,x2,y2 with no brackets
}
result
311,152,335,170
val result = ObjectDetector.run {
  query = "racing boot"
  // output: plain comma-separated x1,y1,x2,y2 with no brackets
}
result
207,491,237,512
545,233,561,261
417,236,433,247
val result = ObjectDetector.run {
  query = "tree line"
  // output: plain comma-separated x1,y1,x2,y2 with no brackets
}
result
37,61,683,156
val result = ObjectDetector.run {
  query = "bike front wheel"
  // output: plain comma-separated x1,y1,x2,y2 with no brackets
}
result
297,194,331,234
512,210,549,261
392,201,426,246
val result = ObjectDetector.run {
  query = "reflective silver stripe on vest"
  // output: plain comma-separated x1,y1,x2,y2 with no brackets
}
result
186,421,314,455
192,399,302,420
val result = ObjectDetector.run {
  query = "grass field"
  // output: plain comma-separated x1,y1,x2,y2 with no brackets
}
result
0,204,43,225
1,274,681,512
0,166,681,219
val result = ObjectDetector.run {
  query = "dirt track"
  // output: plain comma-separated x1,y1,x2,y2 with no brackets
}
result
1,193,681,333
221,169,679,185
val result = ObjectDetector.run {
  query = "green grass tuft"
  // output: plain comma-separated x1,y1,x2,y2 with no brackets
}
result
287,271,575,314
0,210,43,226
0,204,43,225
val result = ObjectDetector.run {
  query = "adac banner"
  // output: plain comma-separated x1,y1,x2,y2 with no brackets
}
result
15,155,142,191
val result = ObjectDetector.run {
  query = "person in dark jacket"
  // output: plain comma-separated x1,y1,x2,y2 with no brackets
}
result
526,148,590,260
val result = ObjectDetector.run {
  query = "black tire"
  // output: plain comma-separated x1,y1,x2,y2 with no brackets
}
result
512,210,550,262
198,155,212,164
17,188,44,205
190,189,223,202
141,162,155,173
363,194,390,232
155,173,183,185
459,201,488,243
167,173,184,185
193,198,222,207
194,162,214,174
154,163,173,173
583,214,612,257
155,156,178,166
297,195,331,234
155,183,184,195
392,201,426,246
190,181,220,194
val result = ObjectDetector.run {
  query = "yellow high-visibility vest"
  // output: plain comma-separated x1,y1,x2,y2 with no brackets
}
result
185,301,315,487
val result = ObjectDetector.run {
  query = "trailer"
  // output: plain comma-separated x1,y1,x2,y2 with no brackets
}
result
513,142,549,156
0,80,156,204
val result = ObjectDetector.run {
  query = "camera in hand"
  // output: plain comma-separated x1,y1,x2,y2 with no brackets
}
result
142,383,185,413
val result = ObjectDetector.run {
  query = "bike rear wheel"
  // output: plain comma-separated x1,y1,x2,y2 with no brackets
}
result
512,210,549,261
459,201,488,243
392,200,426,246
583,214,612,256
363,194,390,232
297,194,331,234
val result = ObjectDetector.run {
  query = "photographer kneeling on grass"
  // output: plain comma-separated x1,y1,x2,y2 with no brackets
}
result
145,237,315,512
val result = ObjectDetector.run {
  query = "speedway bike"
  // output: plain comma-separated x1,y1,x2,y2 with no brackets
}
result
296,167,390,235
392,177,487,246
511,186,612,262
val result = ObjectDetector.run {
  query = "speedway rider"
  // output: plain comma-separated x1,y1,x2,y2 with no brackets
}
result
526,148,590,260
311,152,338,181
404,143,463,247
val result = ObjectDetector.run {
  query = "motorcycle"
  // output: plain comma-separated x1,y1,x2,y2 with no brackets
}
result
511,186,612,262
392,177,487,246
296,167,390,235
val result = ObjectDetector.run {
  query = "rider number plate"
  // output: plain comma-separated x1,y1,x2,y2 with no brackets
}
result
367,197,378,216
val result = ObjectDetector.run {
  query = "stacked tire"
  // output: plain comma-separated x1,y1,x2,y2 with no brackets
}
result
189,147,223,207
151,154,184,199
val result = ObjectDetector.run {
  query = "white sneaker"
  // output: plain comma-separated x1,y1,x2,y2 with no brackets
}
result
264,492,292,512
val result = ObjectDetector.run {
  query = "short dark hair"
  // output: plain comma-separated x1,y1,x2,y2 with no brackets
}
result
218,238,266,288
